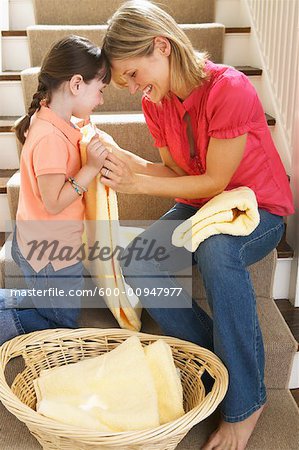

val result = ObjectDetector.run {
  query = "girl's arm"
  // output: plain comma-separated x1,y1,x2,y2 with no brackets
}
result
37,138,108,215
100,134,247,199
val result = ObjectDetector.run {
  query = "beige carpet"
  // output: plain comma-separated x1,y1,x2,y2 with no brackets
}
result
1,379,298,449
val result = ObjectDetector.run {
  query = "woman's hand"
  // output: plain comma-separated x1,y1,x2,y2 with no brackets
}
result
100,152,140,193
85,136,109,172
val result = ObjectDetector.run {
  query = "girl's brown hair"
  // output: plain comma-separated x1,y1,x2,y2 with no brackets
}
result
102,0,208,94
14,35,111,144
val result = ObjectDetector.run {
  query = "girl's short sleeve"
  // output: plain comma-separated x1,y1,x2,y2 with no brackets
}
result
142,97,167,147
206,70,258,139
33,133,69,176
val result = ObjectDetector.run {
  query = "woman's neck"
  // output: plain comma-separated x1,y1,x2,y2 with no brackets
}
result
173,84,194,101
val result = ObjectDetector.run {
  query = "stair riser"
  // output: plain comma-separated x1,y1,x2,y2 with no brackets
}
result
9,0,35,31
223,33,251,66
2,36,30,71
0,195,12,232
215,0,250,27
8,0,250,29
273,258,293,300
0,75,269,117
0,81,25,116
1,32,251,71
289,352,299,389
0,133,19,169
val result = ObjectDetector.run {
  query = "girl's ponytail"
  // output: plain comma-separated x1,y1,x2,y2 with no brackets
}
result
14,79,48,145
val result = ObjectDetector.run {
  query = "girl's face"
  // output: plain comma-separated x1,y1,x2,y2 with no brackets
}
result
111,38,171,104
73,77,107,118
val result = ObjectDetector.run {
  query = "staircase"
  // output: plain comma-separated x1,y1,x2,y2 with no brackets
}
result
0,0,298,449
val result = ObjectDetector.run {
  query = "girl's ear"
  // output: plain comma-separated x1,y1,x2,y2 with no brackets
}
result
69,74,84,95
153,36,171,57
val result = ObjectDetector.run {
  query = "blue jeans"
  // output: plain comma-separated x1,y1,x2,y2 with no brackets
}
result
0,229,84,345
120,204,284,422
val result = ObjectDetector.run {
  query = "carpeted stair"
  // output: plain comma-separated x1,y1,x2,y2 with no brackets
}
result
0,0,298,448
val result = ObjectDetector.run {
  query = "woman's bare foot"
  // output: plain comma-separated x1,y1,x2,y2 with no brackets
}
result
201,404,266,450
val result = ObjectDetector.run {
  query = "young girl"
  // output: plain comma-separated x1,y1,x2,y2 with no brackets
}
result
99,1,294,449
0,35,110,344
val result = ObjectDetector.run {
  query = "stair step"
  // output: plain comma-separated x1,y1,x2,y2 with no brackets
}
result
1,31,27,37
0,383,297,449
0,112,276,134
1,67,261,82
1,25,252,71
0,117,16,132
235,66,263,76
0,72,21,81
0,162,292,259
265,113,276,126
1,27,251,38
225,27,251,33
32,0,215,25
0,232,5,249
275,299,299,345
277,229,294,258
0,170,17,194
0,66,263,82
1,64,266,117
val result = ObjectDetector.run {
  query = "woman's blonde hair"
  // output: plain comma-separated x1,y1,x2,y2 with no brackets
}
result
102,0,208,93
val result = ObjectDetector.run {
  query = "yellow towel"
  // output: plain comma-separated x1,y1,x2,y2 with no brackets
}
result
144,340,184,424
80,124,143,331
34,337,185,431
172,187,260,252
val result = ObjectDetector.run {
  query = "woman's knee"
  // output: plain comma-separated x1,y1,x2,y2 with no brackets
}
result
194,234,240,272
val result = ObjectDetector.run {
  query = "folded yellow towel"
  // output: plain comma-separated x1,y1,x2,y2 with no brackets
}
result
80,124,143,331
34,337,185,431
144,340,184,424
172,187,260,252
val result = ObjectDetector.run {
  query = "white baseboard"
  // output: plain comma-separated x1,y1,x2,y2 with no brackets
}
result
2,36,30,70
216,0,250,27
0,132,19,169
288,351,299,389
9,0,35,30
0,194,12,232
273,258,293,300
0,80,25,115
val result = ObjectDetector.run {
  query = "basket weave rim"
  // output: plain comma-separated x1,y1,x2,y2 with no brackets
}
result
0,328,228,443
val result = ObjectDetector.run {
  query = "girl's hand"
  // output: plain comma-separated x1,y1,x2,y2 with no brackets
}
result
96,129,129,162
100,152,140,193
86,136,109,171
96,130,121,152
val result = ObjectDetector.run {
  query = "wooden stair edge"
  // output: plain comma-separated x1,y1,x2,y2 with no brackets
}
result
0,169,18,194
1,27,251,37
0,67,263,82
0,112,276,132
0,67,263,81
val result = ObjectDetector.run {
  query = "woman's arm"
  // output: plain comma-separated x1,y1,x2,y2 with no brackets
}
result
100,134,247,198
37,138,109,215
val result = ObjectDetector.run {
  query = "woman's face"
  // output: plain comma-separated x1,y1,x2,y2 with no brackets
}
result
111,38,171,103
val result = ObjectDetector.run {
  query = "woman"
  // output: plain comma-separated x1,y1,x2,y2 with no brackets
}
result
97,1,294,449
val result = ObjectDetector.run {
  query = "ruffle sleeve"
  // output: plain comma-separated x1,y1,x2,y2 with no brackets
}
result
206,69,258,139
142,97,167,147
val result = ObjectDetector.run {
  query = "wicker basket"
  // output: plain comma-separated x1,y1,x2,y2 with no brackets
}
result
0,328,228,450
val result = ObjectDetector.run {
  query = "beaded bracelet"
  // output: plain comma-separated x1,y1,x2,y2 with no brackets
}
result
68,177,88,196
